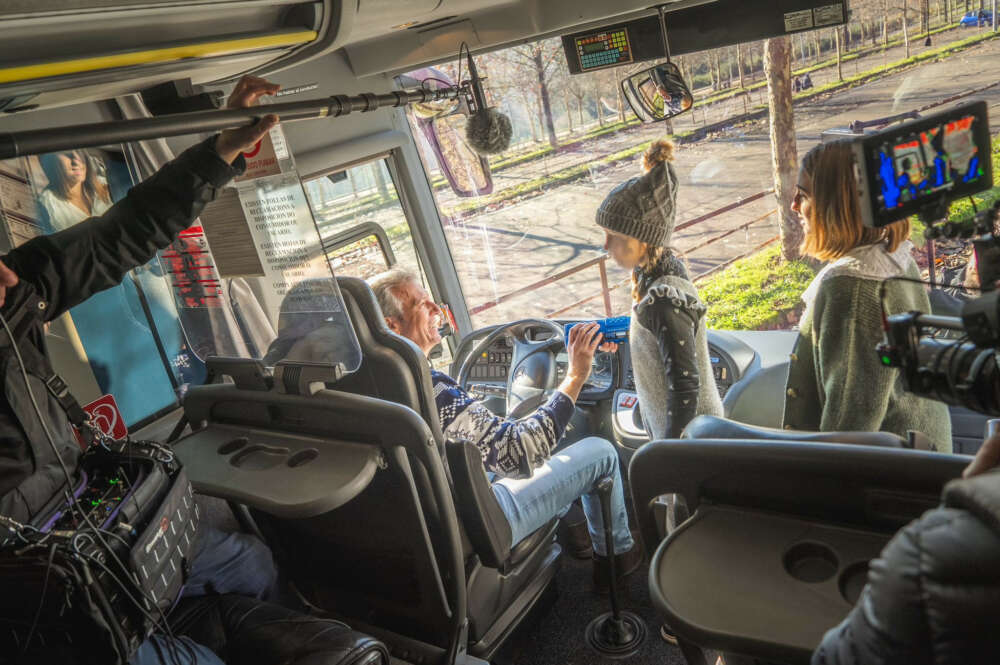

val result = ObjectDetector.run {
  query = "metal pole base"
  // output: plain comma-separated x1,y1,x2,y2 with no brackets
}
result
585,610,647,659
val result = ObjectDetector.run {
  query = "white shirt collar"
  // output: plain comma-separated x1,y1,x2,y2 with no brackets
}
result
802,240,915,309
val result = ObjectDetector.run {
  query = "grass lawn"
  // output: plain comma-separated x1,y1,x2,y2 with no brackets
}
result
699,245,816,330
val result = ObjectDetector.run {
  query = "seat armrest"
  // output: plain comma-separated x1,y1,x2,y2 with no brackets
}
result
445,439,513,569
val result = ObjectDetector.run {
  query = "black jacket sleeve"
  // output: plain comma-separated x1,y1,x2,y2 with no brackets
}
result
4,137,243,321
811,515,933,665
812,504,1000,665
636,293,702,438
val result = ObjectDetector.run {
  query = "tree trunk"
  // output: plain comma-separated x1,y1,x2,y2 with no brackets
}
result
835,27,843,81
737,42,746,88
371,162,389,201
564,97,574,134
616,87,626,123
531,48,559,148
764,37,802,262
883,0,890,48
903,2,911,57
348,170,359,200
592,84,606,127
524,95,540,141
578,97,585,128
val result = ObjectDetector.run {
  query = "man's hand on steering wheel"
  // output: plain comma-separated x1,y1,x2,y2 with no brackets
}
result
559,323,618,402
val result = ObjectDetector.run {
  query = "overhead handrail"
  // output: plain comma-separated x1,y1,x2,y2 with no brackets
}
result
0,86,463,159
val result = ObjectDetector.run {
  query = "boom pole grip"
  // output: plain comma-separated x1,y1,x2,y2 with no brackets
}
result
0,86,462,159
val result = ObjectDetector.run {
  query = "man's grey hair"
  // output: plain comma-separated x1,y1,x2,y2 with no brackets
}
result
369,268,419,321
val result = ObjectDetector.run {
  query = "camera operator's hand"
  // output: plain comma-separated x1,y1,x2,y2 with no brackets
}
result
0,259,19,308
964,432,1000,478
214,76,281,165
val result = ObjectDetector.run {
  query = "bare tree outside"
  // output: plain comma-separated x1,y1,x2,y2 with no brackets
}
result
765,36,803,262
498,40,564,148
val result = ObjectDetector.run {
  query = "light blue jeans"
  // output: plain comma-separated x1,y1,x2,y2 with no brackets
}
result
491,436,633,556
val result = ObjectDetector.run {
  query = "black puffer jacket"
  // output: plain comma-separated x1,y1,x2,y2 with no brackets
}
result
812,470,1000,665
0,138,241,523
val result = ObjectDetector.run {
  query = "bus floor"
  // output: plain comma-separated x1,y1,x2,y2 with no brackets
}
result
494,554,712,665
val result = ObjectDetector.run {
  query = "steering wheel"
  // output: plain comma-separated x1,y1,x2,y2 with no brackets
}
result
458,319,566,420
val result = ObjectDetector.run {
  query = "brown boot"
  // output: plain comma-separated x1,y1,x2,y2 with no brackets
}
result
592,543,643,595
557,503,593,559
560,519,593,559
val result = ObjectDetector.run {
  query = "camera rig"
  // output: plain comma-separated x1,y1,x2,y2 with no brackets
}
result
842,100,1000,416
876,203,1000,416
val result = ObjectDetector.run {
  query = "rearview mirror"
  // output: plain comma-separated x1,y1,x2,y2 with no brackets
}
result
621,62,693,123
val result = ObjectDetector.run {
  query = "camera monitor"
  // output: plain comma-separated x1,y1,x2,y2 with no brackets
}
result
855,100,992,228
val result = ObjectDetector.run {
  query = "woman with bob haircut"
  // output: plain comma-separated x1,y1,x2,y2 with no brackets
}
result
783,140,951,451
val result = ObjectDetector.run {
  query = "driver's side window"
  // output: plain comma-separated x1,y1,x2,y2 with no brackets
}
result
302,157,453,369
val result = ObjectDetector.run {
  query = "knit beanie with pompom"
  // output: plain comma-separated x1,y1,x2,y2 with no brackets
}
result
595,139,679,247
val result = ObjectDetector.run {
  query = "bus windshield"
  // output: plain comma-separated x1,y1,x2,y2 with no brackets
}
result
406,16,1000,331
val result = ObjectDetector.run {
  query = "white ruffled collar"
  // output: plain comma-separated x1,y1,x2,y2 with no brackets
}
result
801,240,914,309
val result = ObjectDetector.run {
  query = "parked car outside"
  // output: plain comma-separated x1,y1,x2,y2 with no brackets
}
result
959,10,993,26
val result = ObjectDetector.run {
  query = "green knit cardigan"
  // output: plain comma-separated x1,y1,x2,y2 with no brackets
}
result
782,259,953,452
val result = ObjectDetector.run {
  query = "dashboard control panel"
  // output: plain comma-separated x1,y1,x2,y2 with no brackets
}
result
461,325,739,410
468,337,513,380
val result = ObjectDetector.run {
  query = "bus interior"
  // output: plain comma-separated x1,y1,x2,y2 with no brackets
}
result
1,1,998,664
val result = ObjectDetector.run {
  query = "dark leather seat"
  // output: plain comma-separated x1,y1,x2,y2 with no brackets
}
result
252,277,560,662
683,414,909,448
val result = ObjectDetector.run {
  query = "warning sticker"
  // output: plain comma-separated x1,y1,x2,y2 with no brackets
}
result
814,3,845,27
784,9,814,31
74,394,128,446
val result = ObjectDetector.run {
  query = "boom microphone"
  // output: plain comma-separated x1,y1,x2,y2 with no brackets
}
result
464,50,512,155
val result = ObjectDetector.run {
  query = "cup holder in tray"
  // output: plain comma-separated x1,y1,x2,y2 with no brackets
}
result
838,561,869,605
783,542,839,584
217,438,320,471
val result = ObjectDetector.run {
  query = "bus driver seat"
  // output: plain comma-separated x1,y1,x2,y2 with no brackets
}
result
255,276,561,662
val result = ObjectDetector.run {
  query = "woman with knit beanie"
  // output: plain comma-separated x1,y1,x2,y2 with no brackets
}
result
596,139,724,441
784,140,951,451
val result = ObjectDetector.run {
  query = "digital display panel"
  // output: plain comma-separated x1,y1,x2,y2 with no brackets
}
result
574,28,633,72
858,101,993,227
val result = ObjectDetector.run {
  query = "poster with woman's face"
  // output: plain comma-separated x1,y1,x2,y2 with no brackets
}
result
0,147,212,424
0,148,129,248
28,148,133,234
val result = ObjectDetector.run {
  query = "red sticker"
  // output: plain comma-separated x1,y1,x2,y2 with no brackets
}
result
243,140,264,158
83,394,128,441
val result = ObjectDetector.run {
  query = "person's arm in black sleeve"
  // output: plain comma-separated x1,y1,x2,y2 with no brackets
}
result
0,75,280,320
812,514,936,665
5,138,243,320
4,137,244,320
637,294,702,438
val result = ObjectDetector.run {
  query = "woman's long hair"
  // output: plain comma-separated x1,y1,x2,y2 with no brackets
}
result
39,150,111,213
800,141,909,261
630,139,682,302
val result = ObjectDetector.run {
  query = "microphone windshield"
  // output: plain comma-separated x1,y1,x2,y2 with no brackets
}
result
465,108,512,155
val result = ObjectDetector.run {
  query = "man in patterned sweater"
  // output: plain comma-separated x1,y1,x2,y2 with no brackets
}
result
370,269,640,590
